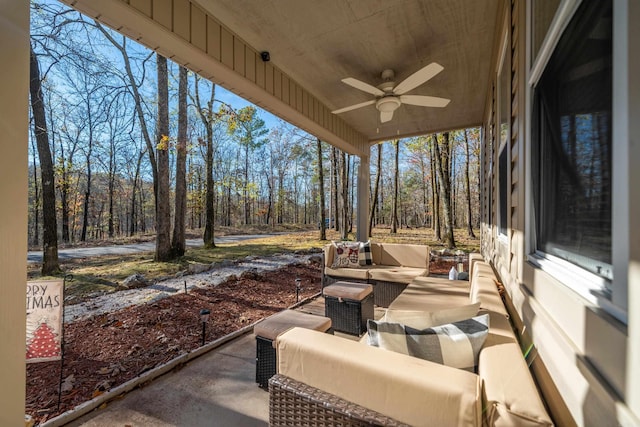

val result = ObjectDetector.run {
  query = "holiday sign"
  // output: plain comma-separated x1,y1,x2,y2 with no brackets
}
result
26,280,63,363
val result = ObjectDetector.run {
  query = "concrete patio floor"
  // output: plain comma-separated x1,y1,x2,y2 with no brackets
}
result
66,332,269,427
64,297,385,427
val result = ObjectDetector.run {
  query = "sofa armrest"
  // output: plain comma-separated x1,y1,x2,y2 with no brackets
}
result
269,374,408,426
276,327,482,427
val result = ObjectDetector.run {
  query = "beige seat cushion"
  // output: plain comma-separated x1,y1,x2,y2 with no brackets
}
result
323,282,373,300
479,342,553,426
410,276,471,292
324,266,369,281
389,280,471,311
277,327,482,427
253,309,331,341
367,265,427,283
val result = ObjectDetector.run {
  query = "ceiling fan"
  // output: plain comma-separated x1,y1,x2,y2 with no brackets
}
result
331,63,450,123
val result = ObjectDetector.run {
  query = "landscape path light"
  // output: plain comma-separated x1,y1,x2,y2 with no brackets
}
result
295,278,303,303
199,308,210,346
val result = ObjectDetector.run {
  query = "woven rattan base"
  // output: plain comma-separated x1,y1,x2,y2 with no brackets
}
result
370,280,408,307
325,292,374,336
256,335,276,389
269,374,408,427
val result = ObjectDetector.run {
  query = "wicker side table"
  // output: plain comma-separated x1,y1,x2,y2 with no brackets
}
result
324,282,374,336
253,309,332,389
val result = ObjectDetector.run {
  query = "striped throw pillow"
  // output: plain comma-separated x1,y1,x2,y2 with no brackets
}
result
367,314,489,372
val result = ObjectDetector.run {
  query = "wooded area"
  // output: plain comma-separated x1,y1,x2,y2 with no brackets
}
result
28,2,481,273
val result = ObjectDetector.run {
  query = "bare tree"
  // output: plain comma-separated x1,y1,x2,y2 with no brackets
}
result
433,133,455,248
96,24,158,204
29,45,59,274
430,137,441,240
317,138,326,240
155,54,171,261
331,146,339,231
171,66,189,256
340,150,349,239
464,129,477,238
193,75,217,248
369,143,382,237
391,139,400,234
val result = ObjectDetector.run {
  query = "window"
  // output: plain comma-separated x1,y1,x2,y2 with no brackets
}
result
532,0,612,280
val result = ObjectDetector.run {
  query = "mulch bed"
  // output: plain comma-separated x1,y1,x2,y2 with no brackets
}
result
26,256,468,424
26,262,321,425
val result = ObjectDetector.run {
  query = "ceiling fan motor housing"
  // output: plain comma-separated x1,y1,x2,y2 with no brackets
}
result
376,96,401,112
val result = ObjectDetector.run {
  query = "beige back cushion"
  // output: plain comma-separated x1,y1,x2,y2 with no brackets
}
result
277,327,482,427
379,243,429,268
324,244,335,267
384,302,481,330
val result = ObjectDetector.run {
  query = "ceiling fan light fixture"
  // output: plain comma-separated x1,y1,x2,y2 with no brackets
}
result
376,97,401,113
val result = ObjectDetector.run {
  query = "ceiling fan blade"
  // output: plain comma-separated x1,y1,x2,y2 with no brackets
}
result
380,110,394,123
332,99,376,114
400,95,450,108
341,77,385,96
393,62,444,95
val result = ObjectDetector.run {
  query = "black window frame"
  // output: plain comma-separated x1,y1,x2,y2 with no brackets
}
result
531,0,613,280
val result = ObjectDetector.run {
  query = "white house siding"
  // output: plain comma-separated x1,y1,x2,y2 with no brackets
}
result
481,1,640,425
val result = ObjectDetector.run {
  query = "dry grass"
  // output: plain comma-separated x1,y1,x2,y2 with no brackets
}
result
28,226,479,299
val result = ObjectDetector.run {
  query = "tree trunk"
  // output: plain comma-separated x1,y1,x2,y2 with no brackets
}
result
340,151,349,239
369,143,382,237
430,138,441,241
433,133,456,248
464,129,477,238
420,154,428,227
31,136,40,246
391,140,400,234
108,150,115,238
155,54,172,261
317,138,326,240
80,106,94,242
29,45,59,275
172,66,188,256
331,147,339,231
196,78,216,248
130,148,144,236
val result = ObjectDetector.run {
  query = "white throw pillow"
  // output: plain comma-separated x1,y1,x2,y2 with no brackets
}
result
367,314,490,372
383,302,481,330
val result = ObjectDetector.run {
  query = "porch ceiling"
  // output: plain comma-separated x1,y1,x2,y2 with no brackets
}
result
194,0,500,143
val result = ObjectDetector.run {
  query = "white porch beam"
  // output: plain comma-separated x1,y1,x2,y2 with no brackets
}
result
356,151,370,242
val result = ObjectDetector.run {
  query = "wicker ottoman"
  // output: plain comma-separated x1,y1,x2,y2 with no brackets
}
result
253,309,332,389
323,282,374,336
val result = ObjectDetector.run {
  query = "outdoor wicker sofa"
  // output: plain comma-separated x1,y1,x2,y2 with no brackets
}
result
270,255,554,427
322,242,430,307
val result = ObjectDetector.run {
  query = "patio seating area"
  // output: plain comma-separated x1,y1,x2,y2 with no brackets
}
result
271,253,553,426
63,250,553,426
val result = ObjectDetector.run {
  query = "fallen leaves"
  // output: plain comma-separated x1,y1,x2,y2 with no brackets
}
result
26,262,321,425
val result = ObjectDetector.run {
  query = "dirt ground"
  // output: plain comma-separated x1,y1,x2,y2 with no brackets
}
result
26,256,463,425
